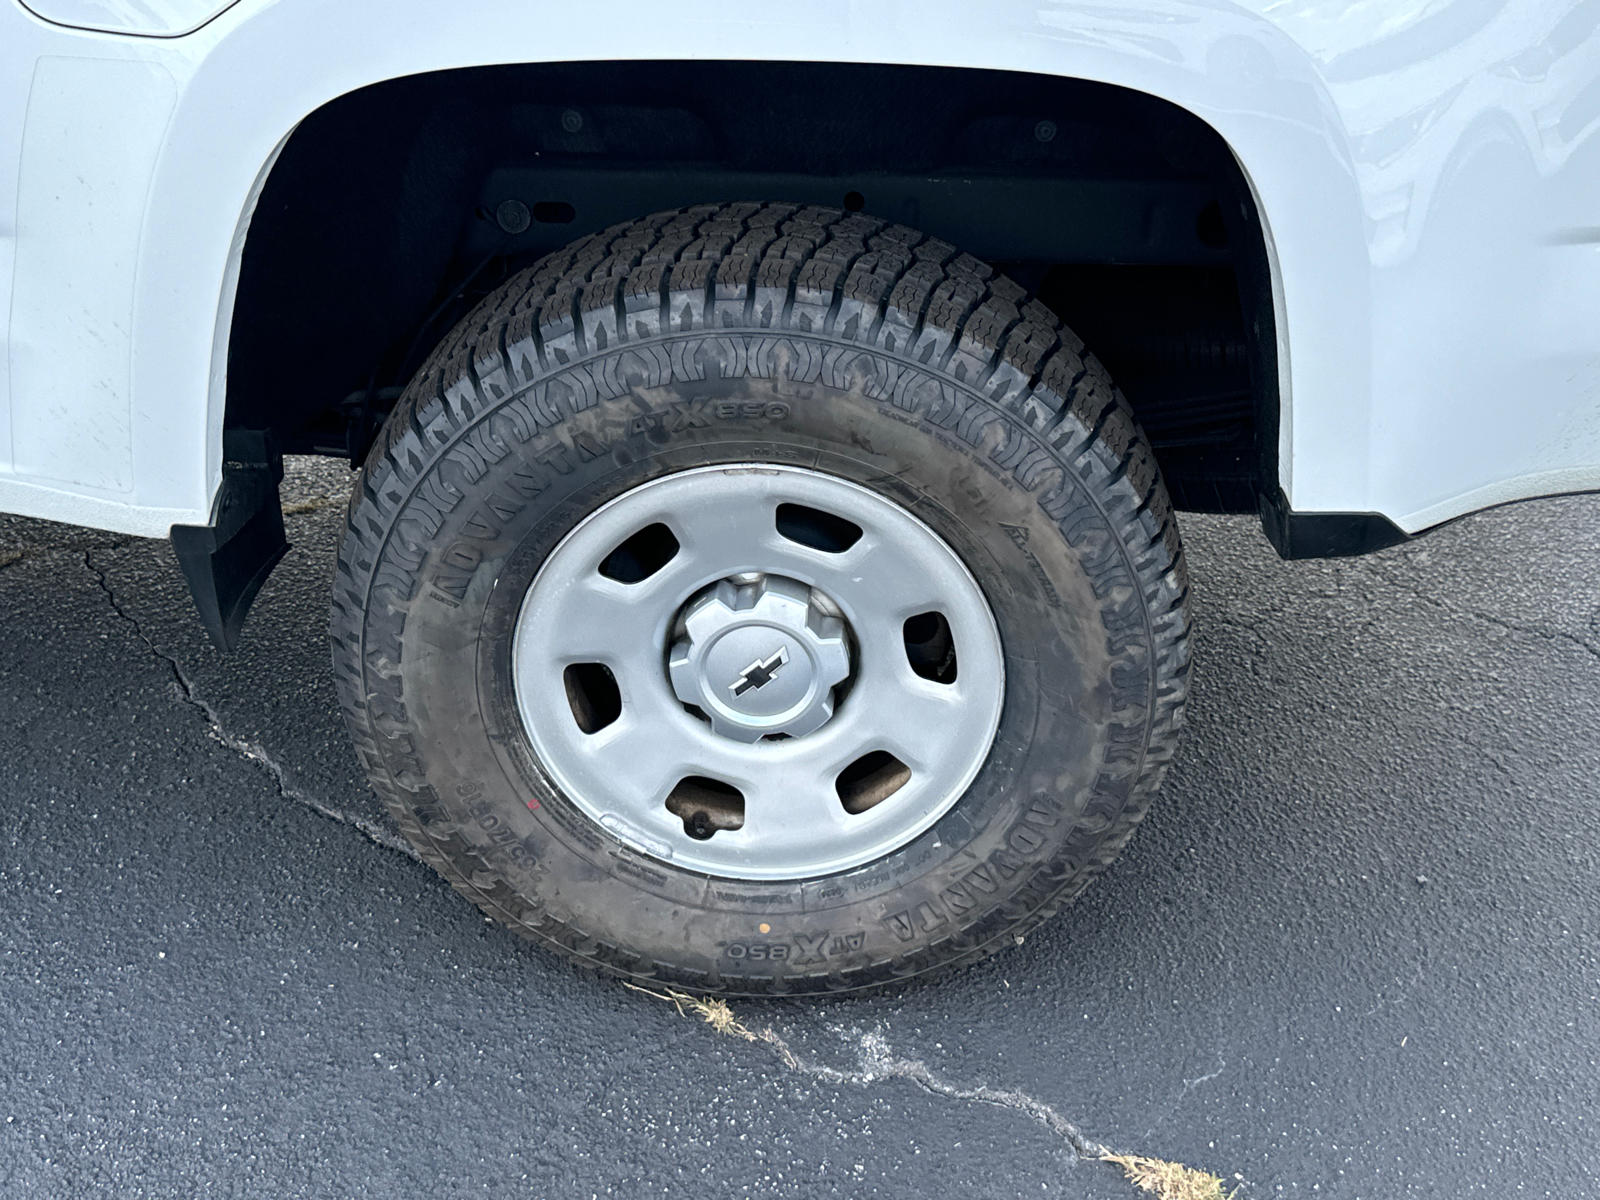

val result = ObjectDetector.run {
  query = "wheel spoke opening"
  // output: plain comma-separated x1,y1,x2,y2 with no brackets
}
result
776,503,863,553
665,776,746,840
836,750,911,814
562,662,622,733
599,522,680,582
903,611,958,684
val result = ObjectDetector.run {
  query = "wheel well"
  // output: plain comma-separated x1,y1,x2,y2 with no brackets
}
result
226,59,1278,513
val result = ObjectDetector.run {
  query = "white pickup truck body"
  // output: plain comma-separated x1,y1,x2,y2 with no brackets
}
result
0,0,1596,540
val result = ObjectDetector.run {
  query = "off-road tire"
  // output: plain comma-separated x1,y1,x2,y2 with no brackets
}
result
331,202,1190,996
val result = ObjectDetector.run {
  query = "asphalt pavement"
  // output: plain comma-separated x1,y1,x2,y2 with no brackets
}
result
2,457,1597,1199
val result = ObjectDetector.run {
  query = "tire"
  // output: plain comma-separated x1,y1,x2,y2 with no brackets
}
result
331,202,1190,996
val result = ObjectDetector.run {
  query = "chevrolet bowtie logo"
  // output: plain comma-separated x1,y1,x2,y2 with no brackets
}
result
730,646,789,696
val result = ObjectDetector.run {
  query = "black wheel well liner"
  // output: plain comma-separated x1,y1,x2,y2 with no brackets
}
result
224,58,1279,515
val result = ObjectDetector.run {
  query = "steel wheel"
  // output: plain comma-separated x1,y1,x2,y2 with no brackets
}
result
512,465,1004,880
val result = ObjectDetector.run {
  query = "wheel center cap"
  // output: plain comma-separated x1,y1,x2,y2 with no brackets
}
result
669,575,850,743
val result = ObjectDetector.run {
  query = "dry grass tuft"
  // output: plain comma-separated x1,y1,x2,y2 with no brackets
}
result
282,497,340,517
624,983,759,1040
0,550,22,569
1102,1153,1236,1200
623,983,801,1067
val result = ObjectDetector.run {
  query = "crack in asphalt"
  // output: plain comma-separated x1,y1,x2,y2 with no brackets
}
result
83,548,422,863
760,1022,1118,1165
1372,561,1600,665
1143,1055,1227,1140
1360,962,1427,1019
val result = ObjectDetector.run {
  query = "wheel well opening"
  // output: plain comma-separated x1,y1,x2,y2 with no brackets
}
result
226,59,1277,513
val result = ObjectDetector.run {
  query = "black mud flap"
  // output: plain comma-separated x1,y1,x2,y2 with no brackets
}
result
1259,488,1410,559
170,430,290,652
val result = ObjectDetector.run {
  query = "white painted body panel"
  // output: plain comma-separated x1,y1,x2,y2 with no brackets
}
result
0,0,1596,538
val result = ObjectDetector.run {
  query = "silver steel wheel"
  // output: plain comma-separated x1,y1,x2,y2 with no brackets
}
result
511,465,1004,880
